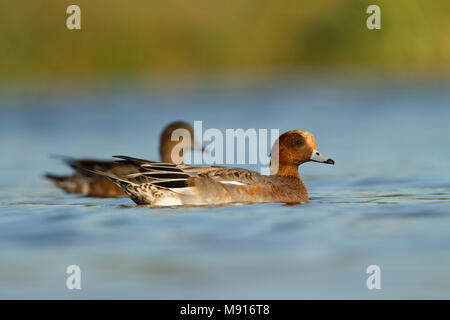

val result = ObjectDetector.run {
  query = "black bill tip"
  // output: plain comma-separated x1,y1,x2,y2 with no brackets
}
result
325,158,335,165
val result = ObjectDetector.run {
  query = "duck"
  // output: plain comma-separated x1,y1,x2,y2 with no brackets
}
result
44,121,203,197
82,129,334,206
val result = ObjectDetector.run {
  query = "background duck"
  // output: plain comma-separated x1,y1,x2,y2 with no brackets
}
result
44,121,203,197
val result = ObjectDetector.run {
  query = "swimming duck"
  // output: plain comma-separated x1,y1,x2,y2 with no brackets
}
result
44,121,202,197
84,129,334,206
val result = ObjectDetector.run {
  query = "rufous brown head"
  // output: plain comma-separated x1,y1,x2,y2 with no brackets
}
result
270,129,334,176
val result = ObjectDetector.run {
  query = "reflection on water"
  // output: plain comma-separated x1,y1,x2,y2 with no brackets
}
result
0,78,449,299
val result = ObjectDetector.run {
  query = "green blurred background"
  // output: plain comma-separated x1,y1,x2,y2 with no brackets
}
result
1,0,449,82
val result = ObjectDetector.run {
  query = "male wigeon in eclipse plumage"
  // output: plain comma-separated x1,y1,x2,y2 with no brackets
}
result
44,121,203,197
84,129,334,206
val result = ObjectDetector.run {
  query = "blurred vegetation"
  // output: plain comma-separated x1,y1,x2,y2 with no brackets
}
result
0,0,449,81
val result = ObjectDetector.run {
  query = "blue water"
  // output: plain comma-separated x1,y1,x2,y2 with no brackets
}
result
1,77,450,299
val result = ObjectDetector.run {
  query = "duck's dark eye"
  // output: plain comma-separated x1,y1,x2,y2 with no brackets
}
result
295,140,302,146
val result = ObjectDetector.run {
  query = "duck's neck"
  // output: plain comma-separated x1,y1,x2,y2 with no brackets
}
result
160,143,184,164
271,163,301,179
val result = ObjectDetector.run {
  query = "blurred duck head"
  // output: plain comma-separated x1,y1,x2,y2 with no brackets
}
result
159,121,204,164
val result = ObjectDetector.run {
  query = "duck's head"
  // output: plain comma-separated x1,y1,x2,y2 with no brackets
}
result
159,121,203,164
271,129,334,176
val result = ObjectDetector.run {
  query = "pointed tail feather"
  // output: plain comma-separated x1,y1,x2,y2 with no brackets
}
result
76,166,139,189
44,173,84,194
44,172,66,182
49,154,79,167
113,155,176,167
